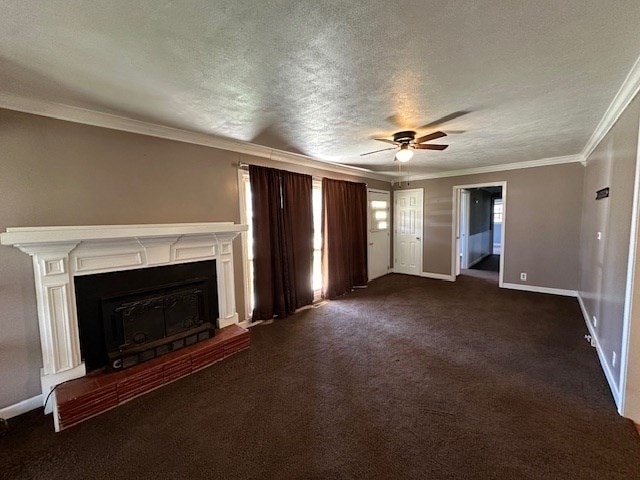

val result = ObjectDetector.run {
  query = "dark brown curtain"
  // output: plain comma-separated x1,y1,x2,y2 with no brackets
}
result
250,165,313,320
322,178,368,299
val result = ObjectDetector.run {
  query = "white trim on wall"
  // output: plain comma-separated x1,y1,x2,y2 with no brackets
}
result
3,55,640,186
582,53,640,162
0,93,392,183
502,283,578,297
397,154,584,182
420,271,456,281
619,122,640,417
577,294,622,410
0,394,43,419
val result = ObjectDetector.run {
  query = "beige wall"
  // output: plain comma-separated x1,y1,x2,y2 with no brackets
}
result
579,93,640,405
0,108,388,408
392,162,584,290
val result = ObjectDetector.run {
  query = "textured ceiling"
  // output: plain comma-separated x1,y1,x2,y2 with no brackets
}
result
2,1,640,176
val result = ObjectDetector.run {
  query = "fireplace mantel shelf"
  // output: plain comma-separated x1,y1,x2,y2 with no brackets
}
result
1,222,247,246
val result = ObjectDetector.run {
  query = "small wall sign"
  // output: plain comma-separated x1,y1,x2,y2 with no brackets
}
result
596,187,610,200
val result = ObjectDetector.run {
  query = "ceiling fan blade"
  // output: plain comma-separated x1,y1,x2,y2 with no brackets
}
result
415,144,449,151
373,138,399,145
415,131,447,144
360,147,398,156
417,110,472,130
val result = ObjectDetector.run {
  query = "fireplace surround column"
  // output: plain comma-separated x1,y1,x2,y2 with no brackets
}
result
16,242,87,402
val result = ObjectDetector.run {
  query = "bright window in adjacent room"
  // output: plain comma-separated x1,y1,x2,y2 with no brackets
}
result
493,199,503,223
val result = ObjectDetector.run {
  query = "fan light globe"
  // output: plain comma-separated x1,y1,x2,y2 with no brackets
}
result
395,147,414,163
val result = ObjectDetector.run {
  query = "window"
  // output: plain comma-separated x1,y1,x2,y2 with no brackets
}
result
312,180,323,293
370,199,389,232
239,172,255,319
493,199,503,224
239,171,323,318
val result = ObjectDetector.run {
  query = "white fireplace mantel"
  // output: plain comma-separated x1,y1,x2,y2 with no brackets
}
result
1,222,248,418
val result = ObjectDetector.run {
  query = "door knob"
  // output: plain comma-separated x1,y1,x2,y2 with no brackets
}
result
416,237,421,240
369,242,374,246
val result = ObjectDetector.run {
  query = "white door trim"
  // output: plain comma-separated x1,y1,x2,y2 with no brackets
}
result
393,188,424,276
619,122,640,419
451,181,507,287
457,189,471,273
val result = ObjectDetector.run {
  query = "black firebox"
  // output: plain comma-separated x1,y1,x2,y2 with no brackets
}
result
75,261,218,371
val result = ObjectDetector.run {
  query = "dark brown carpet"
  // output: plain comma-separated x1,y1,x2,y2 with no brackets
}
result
2,274,639,479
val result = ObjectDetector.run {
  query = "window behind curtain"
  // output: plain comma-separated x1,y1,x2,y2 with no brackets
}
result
239,172,323,318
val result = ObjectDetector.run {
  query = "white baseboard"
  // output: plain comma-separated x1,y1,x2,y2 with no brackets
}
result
577,294,622,410
420,271,456,282
501,282,578,297
0,394,43,419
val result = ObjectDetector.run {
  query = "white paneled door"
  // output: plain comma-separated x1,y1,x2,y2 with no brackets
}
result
367,190,390,281
394,189,423,276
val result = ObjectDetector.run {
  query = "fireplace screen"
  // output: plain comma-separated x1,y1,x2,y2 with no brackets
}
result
75,261,218,371
103,283,210,369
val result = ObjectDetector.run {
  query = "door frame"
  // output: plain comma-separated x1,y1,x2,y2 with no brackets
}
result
367,188,391,281
451,181,507,287
393,188,424,276
456,189,471,275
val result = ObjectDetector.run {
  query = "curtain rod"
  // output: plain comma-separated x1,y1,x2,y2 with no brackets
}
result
237,162,368,186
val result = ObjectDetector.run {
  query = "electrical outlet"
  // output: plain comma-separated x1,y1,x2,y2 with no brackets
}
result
520,272,527,281
592,315,597,328
612,351,617,368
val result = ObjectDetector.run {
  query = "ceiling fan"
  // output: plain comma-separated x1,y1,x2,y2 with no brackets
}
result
360,130,449,162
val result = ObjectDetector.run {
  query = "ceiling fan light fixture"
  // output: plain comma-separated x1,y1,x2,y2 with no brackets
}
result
395,145,414,162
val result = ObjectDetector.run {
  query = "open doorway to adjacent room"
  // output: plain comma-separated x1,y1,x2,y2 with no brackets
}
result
453,182,506,286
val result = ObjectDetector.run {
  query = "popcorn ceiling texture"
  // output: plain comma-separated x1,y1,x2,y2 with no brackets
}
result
1,1,640,174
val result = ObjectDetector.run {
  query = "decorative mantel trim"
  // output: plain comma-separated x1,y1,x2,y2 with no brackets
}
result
1,222,247,425
0,222,245,245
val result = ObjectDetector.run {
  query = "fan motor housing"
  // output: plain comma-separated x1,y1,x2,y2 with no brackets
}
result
393,131,416,144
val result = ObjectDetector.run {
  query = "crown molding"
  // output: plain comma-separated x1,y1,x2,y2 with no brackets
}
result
393,154,585,182
582,54,640,163
0,93,393,183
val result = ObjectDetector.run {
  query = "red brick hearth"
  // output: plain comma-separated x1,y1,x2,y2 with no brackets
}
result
54,324,250,430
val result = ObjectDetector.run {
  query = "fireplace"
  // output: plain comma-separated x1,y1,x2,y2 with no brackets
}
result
75,261,218,371
0,222,247,431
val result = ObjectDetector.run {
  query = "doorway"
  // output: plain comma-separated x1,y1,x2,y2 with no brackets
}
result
458,189,470,272
394,188,424,276
367,189,390,281
453,182,506,286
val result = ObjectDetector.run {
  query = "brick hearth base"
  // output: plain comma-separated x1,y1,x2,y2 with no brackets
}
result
54,324,250,430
